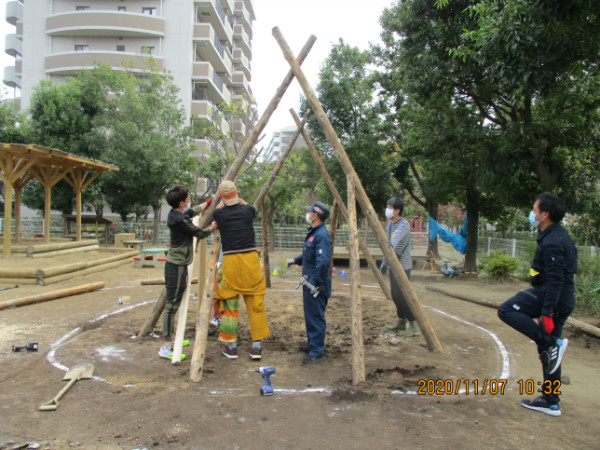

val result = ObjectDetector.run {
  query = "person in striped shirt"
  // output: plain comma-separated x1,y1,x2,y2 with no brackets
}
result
380,197,419,337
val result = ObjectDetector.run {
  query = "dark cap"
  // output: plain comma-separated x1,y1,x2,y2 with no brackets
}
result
305,201,330,221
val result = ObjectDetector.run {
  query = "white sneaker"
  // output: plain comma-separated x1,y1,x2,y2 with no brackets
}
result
210,317,221,327
158,346,173,359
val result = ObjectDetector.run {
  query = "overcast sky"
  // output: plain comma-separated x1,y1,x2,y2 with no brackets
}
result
0,0,394,143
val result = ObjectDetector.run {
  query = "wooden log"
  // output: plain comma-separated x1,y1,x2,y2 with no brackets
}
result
252,110,311,210
0,267,37,278
140,278,199,286
138,288,167,337
0,282,104,310
195,36,317,230
262,199,271,288
190,234,221,382
26,239,99,256
35,249,138,280
40,258,132,285
275,29,442,352
0,278,37,285
347,175,366,384
566,316,600,339
291,110,392,302
29,244,99,258
328,200,339,277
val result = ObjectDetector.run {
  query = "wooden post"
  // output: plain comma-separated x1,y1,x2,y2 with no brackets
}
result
138,288,167,337
347,175,365,384
275,28,442,352
3,178,13,256
197,239,208,300
252,110,311,209
196,36,317,230
328,200,339,277
190,234,221,382
262,199,271,288
291,110,392,302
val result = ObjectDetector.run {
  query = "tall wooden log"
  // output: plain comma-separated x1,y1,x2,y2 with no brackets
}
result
290,110,392,302
190,234,222,382
138,288,167,337
275,28,442,352
262,199,271,288
252,110,311,210
347,175,366,384
0,282,104,310
196,36,317,230
328,201,339,277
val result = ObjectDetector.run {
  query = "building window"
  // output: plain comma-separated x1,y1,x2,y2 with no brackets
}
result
142,7,156,15
118,6,126,12
141,46,155,55
74,45,89,51
192,83,207,101
76,6,90,11
116,45,125,52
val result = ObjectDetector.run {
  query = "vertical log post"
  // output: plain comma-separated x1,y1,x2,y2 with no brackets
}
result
138,288,167,337
275,29,442,352
347,175,365,384
190,234,222,382
291,110,392,302
328,200,339,277
262,199,271,288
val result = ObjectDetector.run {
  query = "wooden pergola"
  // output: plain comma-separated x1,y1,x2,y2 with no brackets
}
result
0,143,119,256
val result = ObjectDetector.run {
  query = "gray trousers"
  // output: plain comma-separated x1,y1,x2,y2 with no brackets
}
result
389,268,414,321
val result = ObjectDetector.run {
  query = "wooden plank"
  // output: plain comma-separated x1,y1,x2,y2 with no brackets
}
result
347,175,366,384
275,28,442,352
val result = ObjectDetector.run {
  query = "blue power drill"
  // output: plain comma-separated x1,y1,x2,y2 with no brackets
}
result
249,366,276,396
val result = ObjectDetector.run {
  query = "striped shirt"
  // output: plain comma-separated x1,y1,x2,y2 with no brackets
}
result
381,217,412,270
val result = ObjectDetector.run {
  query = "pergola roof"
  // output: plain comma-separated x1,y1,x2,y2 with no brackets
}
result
1,143,119,256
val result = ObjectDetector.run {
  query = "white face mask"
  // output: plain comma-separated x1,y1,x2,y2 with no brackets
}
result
185,201,191,209
385,208,394,219
305,213,313,225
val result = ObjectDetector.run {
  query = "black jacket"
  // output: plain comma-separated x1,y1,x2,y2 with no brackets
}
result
166,205,210,265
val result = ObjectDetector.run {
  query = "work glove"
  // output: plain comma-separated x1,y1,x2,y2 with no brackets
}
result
287,258,296,268
538,315,555,335
205,197,212,207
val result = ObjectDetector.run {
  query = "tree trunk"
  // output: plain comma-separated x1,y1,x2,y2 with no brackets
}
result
464,186,480,273
266,201,276,252
426,201,440,259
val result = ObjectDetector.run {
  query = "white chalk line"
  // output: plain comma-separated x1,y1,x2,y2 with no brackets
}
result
47,293,511,397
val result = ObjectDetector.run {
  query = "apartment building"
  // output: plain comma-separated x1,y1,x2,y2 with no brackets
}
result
262,125,307,162
3,0,254,139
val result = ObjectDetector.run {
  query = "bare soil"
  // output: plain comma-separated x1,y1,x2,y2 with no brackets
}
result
1,250,599,449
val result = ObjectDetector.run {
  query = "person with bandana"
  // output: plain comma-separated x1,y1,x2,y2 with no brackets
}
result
498,192,577,416
287,202,332,364
158,185,215,361
380,197,419,337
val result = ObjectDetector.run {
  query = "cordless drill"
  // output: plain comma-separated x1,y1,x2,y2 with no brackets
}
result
249,366,276,396
11,343,38,352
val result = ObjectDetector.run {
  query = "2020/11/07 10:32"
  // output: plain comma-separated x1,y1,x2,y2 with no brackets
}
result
416,379,561,395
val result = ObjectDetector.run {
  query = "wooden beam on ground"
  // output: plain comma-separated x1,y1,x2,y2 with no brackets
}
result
347,175,365,384
196,35,317,229
0,282,104,310
252,110,311,210
275,28,442,352
290,110,392,302
190,234,221,382
262,199,271,288
41,258,132,285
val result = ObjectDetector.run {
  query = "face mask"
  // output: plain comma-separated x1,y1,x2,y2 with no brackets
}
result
305,213,313,225
528,211,539,227
385,208,394,219
185,201,191,209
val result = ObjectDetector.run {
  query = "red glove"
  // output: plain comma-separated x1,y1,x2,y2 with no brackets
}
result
205,197,212,207
212,221,218,227
538,315,554,335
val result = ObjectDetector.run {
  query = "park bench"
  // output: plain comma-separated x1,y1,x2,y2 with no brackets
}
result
133,248,169,268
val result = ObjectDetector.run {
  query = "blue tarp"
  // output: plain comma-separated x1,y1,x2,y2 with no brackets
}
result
428,215,467,255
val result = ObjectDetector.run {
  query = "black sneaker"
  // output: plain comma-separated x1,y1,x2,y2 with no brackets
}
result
521,396,561,417
302,354,324,364
222,346,238,359
541,338,568,375
249,347,262,360
299,345,310,354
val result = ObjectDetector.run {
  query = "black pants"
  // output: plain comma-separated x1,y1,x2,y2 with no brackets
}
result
497,286,575,404
162,261,188,342
389,268,414,321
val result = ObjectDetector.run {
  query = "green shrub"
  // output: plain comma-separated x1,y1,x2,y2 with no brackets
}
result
482,251,520,280
575,255,600,316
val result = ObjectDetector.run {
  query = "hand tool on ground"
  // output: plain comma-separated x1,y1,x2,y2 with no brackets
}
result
0,284,19,291
294,275,320,297
38,363,94,411
11,343,38,352
249,366,276,396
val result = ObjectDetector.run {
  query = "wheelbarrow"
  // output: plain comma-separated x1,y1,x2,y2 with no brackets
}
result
39,363,94,411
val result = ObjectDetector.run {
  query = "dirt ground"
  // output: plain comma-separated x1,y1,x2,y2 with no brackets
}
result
1,250,599,449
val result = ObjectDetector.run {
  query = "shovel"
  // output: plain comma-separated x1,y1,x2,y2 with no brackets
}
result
39,363,94,411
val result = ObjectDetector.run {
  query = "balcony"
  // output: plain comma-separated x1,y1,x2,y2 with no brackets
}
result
5,1,23,26
45,51,164,76
193,23,233,75
195,0,233,46
192,62,233,105
231,71,250,97
232,47,250,79
234,1,252,36
4,33,22,57
232,24,251,59
47,11,165,38
3,65,20,88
